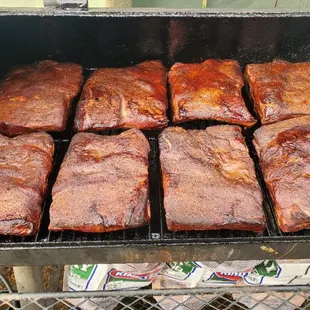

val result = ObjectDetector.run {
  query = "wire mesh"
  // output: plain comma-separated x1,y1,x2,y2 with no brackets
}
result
1,286,310,310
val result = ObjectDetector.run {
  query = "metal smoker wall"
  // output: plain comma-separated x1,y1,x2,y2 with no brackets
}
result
0,15,310,76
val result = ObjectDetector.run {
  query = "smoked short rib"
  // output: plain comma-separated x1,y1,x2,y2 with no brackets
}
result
245,60,310,124
254,115,310,232
74,60,168,131
159,126,265,232
0,132,54,235
49,128,150,232
0,60,83,136
168,59,256,126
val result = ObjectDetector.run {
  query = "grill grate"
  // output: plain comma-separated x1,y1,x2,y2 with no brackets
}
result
1,68,310,249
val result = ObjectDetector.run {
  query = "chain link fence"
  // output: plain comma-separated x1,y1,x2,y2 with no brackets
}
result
0,286,310,310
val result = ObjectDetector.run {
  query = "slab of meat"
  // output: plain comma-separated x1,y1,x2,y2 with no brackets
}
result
0,133,54,235
0,60,83,136
159,126,265,232
168,59,256,127
245,60,310,125
254,115,310,232
49,129,150,232
74,60,168,131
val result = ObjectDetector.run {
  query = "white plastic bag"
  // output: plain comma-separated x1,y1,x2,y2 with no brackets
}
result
152,262,208,310
64,263,165,310
234,260,308,309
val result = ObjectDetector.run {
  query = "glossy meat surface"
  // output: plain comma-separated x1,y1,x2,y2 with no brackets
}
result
75,60,168,131
0,133,54,235
254,115,310,232
159,126,265,232
0,60,83,136
169,59,256,127
49,129,150,232
245,60,310,124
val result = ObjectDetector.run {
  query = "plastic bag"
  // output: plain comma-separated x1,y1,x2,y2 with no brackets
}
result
233,260,308,309
64,263,165,310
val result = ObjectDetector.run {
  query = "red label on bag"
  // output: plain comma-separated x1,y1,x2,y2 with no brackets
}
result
214,272,245,281
109,270,150,281
205,272,247,284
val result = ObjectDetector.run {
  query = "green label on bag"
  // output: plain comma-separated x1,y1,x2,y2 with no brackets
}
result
169,262,197,275
71,265,95,279
169,262,196,274
252,261,281,277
